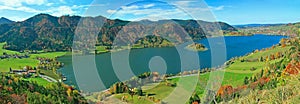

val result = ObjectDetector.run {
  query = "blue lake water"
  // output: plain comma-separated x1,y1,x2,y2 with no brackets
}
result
58,34,287,92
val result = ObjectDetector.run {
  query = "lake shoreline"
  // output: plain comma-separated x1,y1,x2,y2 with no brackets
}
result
58,34,287,92
63,34,288,56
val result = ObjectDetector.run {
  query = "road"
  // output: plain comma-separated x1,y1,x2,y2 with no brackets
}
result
39,75,58,82
166,74,199,79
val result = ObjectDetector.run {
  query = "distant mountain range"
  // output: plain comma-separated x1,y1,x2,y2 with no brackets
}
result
238,22,300,36
234,24,285,28
0,17,14,25
0,14,237,51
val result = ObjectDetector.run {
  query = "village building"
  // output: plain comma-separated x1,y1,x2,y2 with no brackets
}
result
9,67,37,77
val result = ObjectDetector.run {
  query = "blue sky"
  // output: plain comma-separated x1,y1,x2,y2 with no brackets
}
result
0,0,299,25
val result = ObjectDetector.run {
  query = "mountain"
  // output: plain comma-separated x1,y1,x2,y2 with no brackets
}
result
0,17,14,25
0,14,238,51
234,24,285,28
239,22,300,36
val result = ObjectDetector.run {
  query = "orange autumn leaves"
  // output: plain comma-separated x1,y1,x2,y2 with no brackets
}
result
216,77,270,98
216,85,234,97
283,61,300,75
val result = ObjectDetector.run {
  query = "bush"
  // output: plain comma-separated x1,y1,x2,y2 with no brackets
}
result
250,67,257,71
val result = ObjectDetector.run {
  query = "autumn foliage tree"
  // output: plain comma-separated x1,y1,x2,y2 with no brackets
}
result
283,61,300,75
216,85,234,101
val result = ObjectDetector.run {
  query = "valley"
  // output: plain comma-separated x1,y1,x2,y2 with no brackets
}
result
0,12,298,104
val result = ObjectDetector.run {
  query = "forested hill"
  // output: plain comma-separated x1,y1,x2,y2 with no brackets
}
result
239,22,300,36
234,24,284,28
0,17,14,25
0,14,237,51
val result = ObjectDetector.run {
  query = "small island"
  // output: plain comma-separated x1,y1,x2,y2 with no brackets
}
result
185,43,208,51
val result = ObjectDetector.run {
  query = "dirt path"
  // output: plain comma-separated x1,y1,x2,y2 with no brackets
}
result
39,75,58,82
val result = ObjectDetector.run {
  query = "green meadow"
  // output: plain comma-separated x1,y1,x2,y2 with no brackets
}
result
22,77,52,86
0,42,67,84
0,43,67,72
245,46,290,60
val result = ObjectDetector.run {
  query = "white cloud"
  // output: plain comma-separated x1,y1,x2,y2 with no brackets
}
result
173,1,196,7
0,2,110,18
143,4,155,8
0,0,48,7
131,9,188,21
121,5,139,10
46,3,54,6
24,0,47,5
118,3,155,11
106,1,222,22
72,4,107,9
108,6,189,21
0,5,41,13
209,6,224,11
9,16,29,21
59,0,66,3
0,5,78,16
106,3,157,15
107,4,145,15
49,6,76,16
173,1,225,11
107,9,117,14
0,0,21,7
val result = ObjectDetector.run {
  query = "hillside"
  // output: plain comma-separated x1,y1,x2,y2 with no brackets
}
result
0,14,237,51
239,22,300,36
0,17,14,25
234,24,284,28
229,74,300,103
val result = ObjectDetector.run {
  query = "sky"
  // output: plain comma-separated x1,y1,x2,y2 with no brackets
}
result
0,0,300,25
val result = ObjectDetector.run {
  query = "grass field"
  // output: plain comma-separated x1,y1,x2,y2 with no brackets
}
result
0,42,67,72
23,77,51,86
40,69,61,80
197,46,289,97
226,58,283,74
144,82,176,99
226,46,290,74
114,93,154,104
24,77,50,86
0,52,67,72
245,46,290,60
0,58,38,71
112,82,176,104
112,71,253,103
96,46,109,53
31,52,67,59
226,61,265,73
168,71,253,98
0,43,67,80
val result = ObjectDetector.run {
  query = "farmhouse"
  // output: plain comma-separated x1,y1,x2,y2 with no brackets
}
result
9,67,37,77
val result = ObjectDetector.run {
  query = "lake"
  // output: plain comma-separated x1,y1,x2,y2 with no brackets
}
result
58,34,287,92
